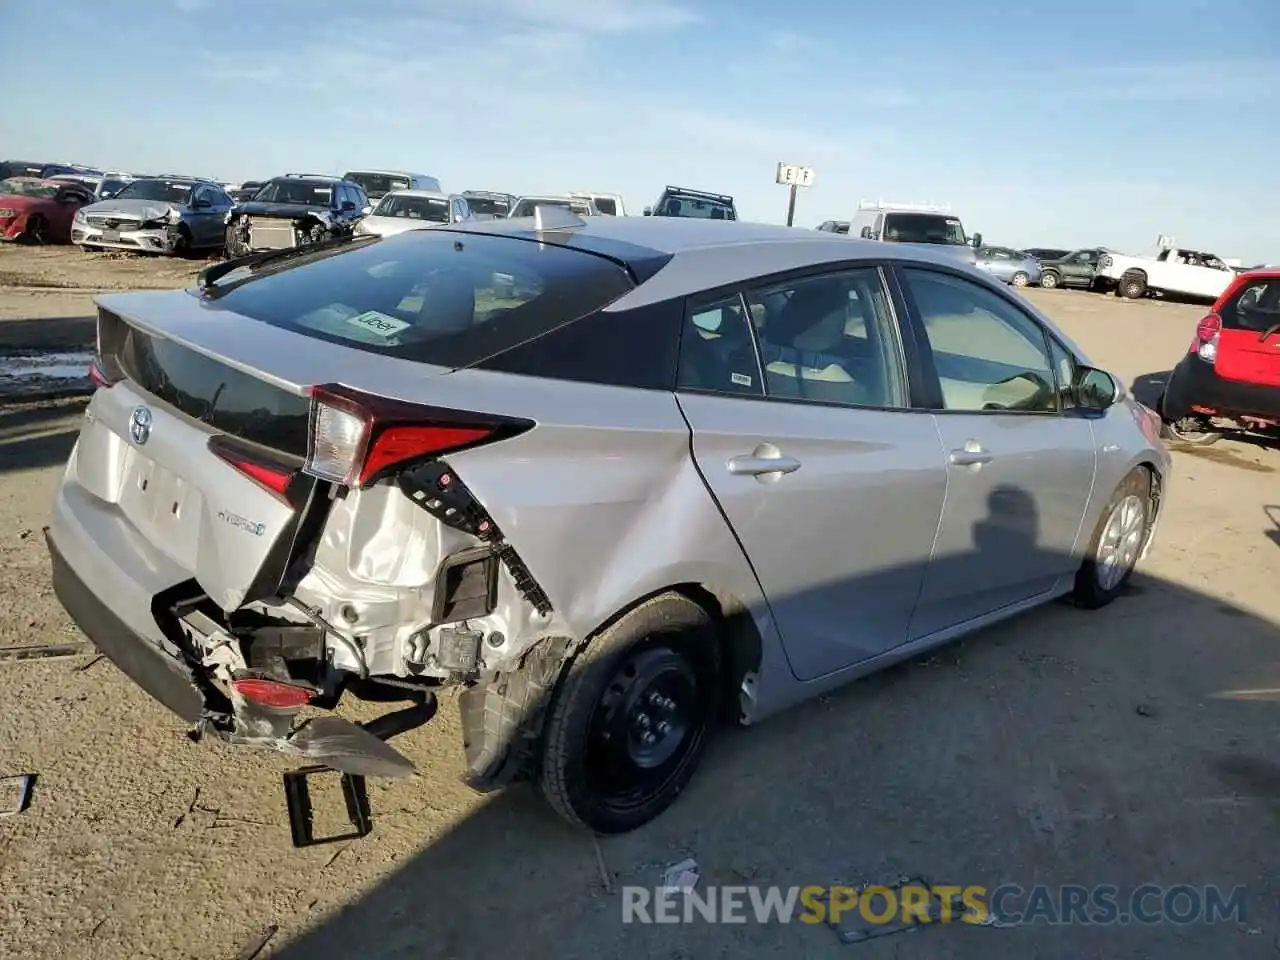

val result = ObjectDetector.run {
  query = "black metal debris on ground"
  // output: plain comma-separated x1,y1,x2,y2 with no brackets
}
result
0,774,36,817
233,924,278,960
0,642,96,663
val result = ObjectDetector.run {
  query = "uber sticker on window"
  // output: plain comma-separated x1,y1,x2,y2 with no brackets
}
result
347,310,410,337
731,373,753,387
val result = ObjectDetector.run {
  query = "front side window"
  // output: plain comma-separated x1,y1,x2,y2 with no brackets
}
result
745,268,907,408
1047,336,1078,410
902,268,1057,414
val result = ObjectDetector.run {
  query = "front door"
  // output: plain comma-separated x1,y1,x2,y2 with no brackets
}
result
895,266,1097,638
675,267,949,680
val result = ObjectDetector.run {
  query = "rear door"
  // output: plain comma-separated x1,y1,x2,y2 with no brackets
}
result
1217,277,1280,387
675,265,949,681
893,266,1096,639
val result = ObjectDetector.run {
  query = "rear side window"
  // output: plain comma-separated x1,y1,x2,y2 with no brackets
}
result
1222,279,1280,333
593,197,617,216
200,231,635,368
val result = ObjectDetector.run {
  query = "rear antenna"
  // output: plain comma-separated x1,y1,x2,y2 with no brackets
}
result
533,204,586,233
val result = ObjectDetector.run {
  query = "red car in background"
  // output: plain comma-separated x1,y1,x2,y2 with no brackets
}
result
0,177,95,243
1160,268,1280,445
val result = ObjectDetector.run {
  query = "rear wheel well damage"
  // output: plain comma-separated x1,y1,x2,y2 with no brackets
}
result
1137,460,1162,553
458,581,762,793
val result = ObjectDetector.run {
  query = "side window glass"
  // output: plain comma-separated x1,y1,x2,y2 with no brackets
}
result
903,268,1057,414
746,269,906,408
676,294,762,396
1047,337,1077,410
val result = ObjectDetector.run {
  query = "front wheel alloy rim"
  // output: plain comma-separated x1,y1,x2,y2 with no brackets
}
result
1042,273,1058,288
584,643,702,813
1012,272,1029,287
1096,494,1145,591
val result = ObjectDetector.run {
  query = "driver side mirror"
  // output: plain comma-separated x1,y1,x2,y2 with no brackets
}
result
860,225,874,239
971,231,983,248
1075,366,1120,411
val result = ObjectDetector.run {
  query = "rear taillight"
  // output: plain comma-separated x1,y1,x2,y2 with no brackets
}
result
231,676,313,709
303,384,532,488
1191,313,1222,362
88,358,120,388
208,435,297,500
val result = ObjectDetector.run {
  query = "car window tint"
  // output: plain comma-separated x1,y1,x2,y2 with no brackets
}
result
745,268,906,408
1224,279,1280,333
676,294,762,396
903,268,1057,414
1047,336,1078,410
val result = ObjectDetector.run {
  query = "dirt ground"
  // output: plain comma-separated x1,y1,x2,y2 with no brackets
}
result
2,247,1279,959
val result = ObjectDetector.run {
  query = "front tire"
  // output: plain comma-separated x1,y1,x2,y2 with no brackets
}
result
1040,270,1060,289
1011,271,1030,287
1072,468,1151,609
540,592,721,834
1119,271,1147,299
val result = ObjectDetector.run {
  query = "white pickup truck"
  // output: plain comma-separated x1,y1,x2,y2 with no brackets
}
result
1096,236,1238,301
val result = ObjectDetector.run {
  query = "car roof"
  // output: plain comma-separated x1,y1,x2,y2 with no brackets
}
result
345,169,429,177
1236,268,1280,281
380,188,448,199
440,215,992,306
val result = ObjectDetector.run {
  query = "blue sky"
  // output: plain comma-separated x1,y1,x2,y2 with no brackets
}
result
3,0,1277,261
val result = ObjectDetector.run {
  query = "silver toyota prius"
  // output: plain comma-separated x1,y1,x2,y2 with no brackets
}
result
47,210,1171,836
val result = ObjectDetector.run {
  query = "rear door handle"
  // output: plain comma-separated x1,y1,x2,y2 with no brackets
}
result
727,454,802,476
949,447,993,466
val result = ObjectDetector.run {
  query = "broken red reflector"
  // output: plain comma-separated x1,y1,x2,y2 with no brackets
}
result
232,677,313,709
88,360,112,388
208,436,297,499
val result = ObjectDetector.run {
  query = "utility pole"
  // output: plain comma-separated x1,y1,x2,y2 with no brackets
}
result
775,162,815,227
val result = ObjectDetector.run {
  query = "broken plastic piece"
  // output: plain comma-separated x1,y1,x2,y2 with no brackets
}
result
661,858,701,896
283,766,372,847
0,774,35,817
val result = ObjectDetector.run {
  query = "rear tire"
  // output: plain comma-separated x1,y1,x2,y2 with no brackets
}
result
1040,270,1060,289
540,592,721,834
1072,468,1151,609
23,215,47,244
1119,271,1147,299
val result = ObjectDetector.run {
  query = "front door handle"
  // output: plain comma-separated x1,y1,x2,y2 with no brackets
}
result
949,442,993,466
728,455,802,476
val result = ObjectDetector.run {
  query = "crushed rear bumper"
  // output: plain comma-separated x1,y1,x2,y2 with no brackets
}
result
47,528,205,722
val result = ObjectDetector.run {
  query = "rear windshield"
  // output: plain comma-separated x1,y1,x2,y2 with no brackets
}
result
373,193,450,222
1223,279,1280,333
345,172,411,198
199,231,636,368
591,197,618,216
657,195,734,219
882,213,967,246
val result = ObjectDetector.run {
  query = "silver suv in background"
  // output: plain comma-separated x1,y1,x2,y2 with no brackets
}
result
342,170,442,205
849,200,982,267
72,177,233,254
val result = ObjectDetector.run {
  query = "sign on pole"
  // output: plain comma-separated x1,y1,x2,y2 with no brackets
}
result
776,162,815,226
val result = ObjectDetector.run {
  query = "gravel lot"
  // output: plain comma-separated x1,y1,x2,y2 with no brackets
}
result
2,246,1279,959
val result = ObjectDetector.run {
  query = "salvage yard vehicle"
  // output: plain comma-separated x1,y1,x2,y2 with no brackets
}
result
0,177,95,243
49,213,1170,838
975,245,1041,287
1158,268,1280,445
1037,248,1110,290
507,194,597,217
461,190,515,219
643,185,737,220
72,177,233,255
355,190,473,238
570,191,626,216
342,170,441,204
1096,236,1237,301
815,220,851,234
850,199,982,268
224,174,369,257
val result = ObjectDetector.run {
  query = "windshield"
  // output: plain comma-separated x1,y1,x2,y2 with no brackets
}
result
656,194,735,219
253,180,333,206
509,198,588,218
344,172,411,199
465,196,510,217
100,178,129,195
1225,280,1280,333
373,194,450,222
881,212,967,246
200,231,635,367
0,178,58,199
112,179,195,204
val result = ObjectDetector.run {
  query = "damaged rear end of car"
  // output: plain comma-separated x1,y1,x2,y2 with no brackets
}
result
48,228,665,829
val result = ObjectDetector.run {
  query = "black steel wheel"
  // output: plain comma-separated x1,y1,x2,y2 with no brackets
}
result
541,592,721,834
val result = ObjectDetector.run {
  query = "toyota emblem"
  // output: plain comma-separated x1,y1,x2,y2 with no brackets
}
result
129,406,153,445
